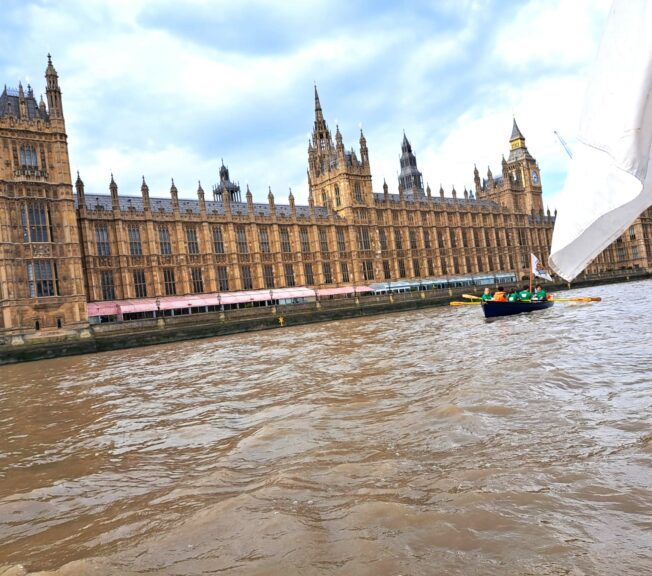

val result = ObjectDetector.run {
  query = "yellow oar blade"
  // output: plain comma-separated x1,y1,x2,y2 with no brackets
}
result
552,296,602,302
462,293,482,300
450,301,481,306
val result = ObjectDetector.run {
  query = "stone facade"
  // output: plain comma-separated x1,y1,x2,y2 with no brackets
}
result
1,58,651,339
0,56,87,338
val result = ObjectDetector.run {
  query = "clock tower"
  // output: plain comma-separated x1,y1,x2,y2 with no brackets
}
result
476,118,544,215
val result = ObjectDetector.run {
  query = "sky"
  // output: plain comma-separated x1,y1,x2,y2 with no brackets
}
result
1,0,612,208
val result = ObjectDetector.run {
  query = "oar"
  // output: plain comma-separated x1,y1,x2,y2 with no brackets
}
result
551,296,602,302
462,294,482,300
450,301,481,306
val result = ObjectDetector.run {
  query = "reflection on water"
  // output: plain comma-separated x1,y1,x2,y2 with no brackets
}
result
1,280,651,575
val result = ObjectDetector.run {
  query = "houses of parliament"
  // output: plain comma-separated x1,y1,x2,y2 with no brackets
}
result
1,57,651,339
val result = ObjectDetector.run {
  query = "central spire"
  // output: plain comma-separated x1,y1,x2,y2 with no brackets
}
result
314,84,323,120
311,84,332,152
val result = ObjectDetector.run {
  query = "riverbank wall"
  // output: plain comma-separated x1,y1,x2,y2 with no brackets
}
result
1,270,649,364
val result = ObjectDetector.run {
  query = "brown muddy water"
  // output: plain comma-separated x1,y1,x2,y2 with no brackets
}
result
1,280,651,575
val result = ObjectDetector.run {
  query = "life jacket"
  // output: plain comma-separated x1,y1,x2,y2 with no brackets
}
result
492,291,507,301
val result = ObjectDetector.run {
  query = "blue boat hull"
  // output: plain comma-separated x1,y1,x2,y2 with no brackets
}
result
481,300,554,318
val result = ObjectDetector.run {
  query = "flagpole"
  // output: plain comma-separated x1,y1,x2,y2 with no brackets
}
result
529,255,533,293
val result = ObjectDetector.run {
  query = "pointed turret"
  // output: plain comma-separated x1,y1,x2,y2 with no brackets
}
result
141,176,150,210
335,125,344,154
45,53,63,119
359,128,369,166
109,174,119,210
267,186,275,213
246,184,253,213
439,184,444,198
197,180,206,213
314,84,324,121
398,132,424,197
170,178,179,211
426,183,432,200
75,171,85,207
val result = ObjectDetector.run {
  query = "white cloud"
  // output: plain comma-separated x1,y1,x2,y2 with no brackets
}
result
1,0,611,210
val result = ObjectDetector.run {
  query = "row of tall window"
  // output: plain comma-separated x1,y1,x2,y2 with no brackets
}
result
95,248,523,301
92,221,538,261
96,261,352,300
94,224,347,257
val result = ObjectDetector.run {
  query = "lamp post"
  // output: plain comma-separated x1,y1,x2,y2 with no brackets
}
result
218,293,223,311
155,297,161,318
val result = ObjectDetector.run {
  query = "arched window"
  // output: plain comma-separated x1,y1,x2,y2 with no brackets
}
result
19,144,38,168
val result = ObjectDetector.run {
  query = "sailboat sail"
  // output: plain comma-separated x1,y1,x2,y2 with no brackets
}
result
549,0,652,281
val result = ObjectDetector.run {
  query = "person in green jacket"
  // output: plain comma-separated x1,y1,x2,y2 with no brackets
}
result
481,287,493,301
518,286,532,301
507,289,519,302
532,284,548,301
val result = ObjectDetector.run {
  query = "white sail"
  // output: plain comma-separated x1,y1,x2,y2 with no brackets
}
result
549,0,652,281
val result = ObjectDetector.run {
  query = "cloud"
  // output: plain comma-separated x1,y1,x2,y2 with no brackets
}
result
0,0,610,209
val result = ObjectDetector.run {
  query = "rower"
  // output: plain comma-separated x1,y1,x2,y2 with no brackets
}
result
481,287,493,301
518,285,533,301
492,286,507,301
532,284,547,301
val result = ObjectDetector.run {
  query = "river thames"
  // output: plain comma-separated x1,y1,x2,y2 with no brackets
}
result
1,280,651,575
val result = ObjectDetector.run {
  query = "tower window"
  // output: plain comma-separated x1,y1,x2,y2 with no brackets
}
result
19,144,38,168
27,260,59,298
21,203,51,243
354,183,363,203
334,185,341,207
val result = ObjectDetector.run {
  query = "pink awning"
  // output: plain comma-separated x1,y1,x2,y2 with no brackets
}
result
316,286,371,297
87,286,320,316
87,301,120,316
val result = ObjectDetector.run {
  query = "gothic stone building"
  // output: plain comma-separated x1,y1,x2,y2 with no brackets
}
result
1,59,651,338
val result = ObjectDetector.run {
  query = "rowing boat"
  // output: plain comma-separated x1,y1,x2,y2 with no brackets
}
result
481,299,554,318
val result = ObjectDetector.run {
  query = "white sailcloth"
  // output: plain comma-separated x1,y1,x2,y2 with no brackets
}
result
549,0,652,281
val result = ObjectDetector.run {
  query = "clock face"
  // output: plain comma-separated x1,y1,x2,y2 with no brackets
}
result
532,170,539,184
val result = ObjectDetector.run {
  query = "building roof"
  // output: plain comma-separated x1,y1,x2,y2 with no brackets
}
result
0,85,47,121
77,193,334,220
